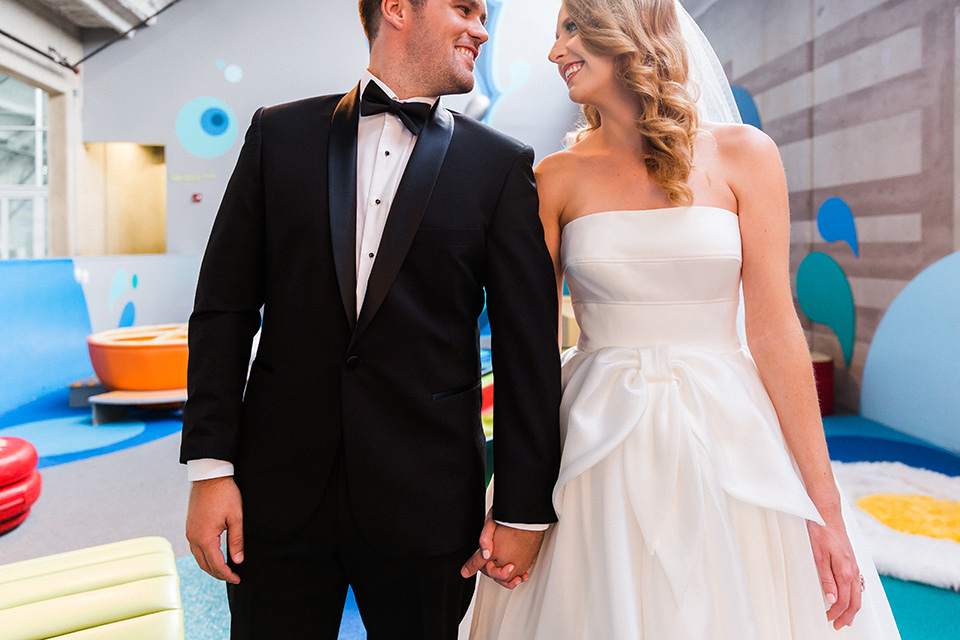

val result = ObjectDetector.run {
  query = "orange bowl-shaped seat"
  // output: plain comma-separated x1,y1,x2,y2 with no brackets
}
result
87,324,188,391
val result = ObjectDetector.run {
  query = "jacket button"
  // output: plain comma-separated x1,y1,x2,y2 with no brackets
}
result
345,356,360,370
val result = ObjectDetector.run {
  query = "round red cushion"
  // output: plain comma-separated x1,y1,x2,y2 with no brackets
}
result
0,469,42,525
0,509,31,535
0,437,39,487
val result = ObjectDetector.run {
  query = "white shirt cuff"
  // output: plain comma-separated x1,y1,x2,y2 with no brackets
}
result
494,521,550,532
187,459,235,482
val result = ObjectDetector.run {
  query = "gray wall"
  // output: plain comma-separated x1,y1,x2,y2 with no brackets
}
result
81,0,580,254
696,0,960,414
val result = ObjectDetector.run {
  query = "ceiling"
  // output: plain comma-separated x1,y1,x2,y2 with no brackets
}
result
25,0,175,34
24,0,716,37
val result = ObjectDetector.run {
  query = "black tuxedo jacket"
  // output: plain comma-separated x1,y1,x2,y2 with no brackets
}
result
180,87,562,557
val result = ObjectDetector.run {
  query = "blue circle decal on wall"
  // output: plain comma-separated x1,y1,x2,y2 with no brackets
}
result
176,97,239,158
201,108,229,136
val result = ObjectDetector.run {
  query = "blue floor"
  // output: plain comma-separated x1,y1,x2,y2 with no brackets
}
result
0,389,182,468
824,414,960,476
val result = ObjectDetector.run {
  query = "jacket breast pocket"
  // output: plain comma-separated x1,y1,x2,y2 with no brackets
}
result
413,228,481,247
432,379,482,401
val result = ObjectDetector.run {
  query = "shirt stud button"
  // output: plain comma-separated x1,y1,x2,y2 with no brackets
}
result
385,150,391,157
368,252,375,258
375,199,381,205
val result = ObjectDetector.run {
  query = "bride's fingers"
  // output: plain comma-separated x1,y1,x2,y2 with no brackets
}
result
828,563,853,626
834,574,863,629
494,574,524,589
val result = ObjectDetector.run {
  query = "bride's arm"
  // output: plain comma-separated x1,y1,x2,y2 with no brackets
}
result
723,124,862,629
534,153,569,346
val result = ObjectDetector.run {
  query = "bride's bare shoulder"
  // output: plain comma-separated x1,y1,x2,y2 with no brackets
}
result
535,145,584,191
701,121,781,168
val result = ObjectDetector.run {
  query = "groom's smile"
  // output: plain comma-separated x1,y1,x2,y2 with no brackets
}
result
407,0,489,96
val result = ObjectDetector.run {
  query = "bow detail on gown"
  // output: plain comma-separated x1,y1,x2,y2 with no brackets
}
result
556,345,822,604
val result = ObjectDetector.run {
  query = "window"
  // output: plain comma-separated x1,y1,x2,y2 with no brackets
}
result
0,73,49,259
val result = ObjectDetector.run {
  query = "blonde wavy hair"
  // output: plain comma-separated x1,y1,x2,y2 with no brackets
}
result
564,0,702,206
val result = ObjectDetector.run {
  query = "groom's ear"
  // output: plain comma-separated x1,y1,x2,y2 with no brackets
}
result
381,0,409,33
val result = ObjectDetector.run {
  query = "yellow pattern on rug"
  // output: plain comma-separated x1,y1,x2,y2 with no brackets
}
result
858,494,960,543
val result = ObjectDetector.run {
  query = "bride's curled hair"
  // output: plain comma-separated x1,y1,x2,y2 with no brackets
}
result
565,0,701,206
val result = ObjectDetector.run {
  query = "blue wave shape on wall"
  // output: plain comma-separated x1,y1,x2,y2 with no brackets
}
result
474,0,505,119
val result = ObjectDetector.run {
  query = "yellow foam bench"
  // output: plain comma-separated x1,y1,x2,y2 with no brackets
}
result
0,537,183,640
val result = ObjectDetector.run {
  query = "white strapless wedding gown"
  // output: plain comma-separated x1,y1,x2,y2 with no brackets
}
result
466,207,900,639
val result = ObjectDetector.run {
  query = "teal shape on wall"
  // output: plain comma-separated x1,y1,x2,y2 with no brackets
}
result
731,86,762,130
796,252,856,366
817,197,859,257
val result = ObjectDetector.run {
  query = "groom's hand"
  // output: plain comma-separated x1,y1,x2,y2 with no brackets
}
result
186,476,244,584
460,513,543,589
487,525,544,585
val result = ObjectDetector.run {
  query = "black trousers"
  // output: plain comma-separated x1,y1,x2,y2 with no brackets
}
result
226,446,477,639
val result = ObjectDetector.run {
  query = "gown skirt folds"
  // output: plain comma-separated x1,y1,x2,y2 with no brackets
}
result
467,207,900,639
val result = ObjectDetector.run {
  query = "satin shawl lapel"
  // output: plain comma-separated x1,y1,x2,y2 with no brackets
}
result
350,103,455,348
328,86,360,330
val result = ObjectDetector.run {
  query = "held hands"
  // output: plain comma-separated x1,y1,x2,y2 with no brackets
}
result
460,509,544,589
807,517,862,629
185,476,244,584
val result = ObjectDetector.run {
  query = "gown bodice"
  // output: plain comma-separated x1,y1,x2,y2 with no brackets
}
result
561,206,742,354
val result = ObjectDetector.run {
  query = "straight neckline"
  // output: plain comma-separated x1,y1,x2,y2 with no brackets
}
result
561,205,738,233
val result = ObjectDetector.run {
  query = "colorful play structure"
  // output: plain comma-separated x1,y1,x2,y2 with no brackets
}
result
0,256,195,469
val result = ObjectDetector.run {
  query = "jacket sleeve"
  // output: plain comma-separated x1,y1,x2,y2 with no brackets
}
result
180,109,267,464
484,145,563,525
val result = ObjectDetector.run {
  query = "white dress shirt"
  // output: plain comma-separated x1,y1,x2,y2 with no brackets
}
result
187,72,545,532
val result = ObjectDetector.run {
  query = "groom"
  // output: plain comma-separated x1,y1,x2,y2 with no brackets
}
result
180,0,562,637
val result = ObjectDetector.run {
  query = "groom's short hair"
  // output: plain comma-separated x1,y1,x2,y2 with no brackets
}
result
359,0,427,43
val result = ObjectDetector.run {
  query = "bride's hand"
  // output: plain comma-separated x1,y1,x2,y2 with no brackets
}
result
807,517,862,629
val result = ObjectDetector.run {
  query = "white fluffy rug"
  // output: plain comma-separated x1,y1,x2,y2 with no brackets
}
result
832,460,960,590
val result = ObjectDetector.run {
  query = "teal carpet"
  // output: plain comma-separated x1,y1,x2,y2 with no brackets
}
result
881,576,960,640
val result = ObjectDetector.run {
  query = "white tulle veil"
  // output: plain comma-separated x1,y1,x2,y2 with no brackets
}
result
673,0,742,126
672,0,749,346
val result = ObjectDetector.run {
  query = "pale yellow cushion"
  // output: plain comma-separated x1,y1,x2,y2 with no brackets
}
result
49,610,184,640
0,551,176,610
0,537,183,640
0,575,181,640
0,537,173,586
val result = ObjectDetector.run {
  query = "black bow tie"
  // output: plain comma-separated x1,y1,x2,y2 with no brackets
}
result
360,81,433,135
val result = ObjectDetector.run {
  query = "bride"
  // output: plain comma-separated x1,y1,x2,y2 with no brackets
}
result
462,0,901,637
